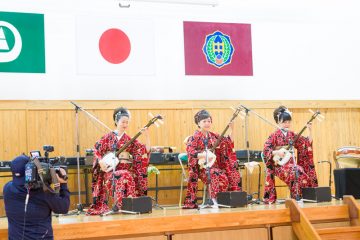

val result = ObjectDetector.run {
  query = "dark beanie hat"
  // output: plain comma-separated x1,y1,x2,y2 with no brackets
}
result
10,155,30,185
194,109,212,125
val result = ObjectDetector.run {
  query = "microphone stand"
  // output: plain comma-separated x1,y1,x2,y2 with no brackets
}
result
240,105,284,204
317,160,334,199
66,102,116,215
288,140,301,202
288,140,317,203
241,105,282,131
198,136,215,210
100,142,138,216
197,135,231,210
241,106,256,203
318,160,332,188
65,102,86,215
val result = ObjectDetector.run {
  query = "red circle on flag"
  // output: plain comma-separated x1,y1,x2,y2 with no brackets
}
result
99,28,131,64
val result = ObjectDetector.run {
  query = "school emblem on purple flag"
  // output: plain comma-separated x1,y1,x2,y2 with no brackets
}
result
184,21,253,76
203,31,234,68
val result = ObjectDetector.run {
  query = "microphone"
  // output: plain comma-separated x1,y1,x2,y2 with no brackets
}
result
70,101,81,109
240,105,251,112
203,131,209,148
203,138,208,148
112,143,117,151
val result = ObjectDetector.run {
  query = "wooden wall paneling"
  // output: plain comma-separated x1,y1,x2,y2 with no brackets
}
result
77,109,112,154
66,168,90,210
147,165,183,205
272,226,297,240
0,110,27,160
1,101,360,199
172,228,268,240
0,173,12,217
112,237,166,240
26,110,75,157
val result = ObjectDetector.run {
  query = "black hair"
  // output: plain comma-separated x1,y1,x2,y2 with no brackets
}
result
113,107,130,126
194,109,212,127
273,105,292,124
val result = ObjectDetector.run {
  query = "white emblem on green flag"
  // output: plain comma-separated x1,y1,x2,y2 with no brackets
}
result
0,12,45,73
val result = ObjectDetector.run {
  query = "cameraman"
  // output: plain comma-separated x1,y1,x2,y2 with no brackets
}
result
3,155,70,240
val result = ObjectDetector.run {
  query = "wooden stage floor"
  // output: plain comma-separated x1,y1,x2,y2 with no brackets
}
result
0,199,358,240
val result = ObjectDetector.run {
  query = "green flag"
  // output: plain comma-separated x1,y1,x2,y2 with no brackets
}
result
0,12,45,73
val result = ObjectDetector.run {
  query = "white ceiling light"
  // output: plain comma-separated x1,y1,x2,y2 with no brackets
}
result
118,0,218,8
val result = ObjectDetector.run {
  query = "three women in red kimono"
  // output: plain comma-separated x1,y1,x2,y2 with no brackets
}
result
87,105,318,213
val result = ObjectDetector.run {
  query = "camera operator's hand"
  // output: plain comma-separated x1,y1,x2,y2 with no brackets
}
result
56,168,68,184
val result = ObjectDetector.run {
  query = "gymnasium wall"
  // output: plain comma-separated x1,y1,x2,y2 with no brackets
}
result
0,0,359,100
1,100,359,191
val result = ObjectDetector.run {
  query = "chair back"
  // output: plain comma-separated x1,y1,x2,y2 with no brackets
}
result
178,153,188,180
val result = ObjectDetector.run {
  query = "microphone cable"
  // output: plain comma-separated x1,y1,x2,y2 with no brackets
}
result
21,186,31,240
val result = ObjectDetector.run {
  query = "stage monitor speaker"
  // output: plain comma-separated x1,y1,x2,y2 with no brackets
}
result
150,153,180,164
122,196,152,213
235,150,262,163
163,153,179,162
0,161,11,168
334,168,360,199
302,187,331,202
217,191,247,208
64,157,85,166
149,153,165,164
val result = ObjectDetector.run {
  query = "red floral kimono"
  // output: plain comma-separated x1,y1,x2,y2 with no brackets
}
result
263,129,318,204
87,131,149,215
183,130,242,209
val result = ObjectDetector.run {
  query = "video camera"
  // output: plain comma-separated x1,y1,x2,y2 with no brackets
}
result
25,145,68,192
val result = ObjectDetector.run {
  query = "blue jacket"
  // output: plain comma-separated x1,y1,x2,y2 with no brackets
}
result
3,180,70,240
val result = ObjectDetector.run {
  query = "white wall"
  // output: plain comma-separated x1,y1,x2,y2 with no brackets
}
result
0,0,359,100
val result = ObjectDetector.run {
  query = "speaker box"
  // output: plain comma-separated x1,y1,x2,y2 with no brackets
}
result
121,196,152,213
302,187,331,202
235,150,262,161
64,157,85,166
334,168,360,199
163,153,180,162
149,153,165,164
217,191,247,207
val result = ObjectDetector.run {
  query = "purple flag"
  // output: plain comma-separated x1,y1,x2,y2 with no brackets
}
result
184,21,253,76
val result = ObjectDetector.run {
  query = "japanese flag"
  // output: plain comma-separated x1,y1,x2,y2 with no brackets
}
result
76,16,155,76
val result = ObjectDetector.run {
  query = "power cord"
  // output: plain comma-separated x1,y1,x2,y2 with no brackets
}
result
21,186,31,240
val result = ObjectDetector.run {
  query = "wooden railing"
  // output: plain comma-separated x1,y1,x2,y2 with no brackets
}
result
286,196,360,240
